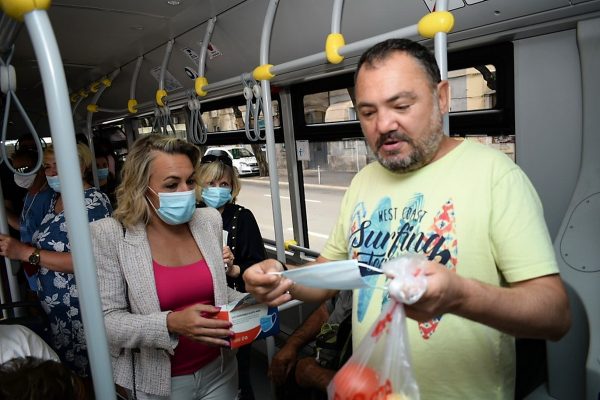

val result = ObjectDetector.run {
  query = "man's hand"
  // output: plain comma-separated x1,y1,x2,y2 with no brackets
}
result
295,357,336,391
268,345,298,385
243,259,294,307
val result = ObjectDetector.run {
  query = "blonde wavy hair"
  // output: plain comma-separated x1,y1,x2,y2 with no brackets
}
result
113,135,201,227
44,143,93,183
197,159,241,203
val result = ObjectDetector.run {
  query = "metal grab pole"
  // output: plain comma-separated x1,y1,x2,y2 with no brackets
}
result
87,69,120,188
258,6,285,394
259,0,285,265
25,10,115,400
434,0,450,135
198,17,217,78
0,185,22,318
331,0,344,33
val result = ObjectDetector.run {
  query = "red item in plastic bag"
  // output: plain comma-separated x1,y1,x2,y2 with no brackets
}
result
327,301,419,400
330,362,381,399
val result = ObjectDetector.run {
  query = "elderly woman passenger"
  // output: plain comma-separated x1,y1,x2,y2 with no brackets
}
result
0,143,112,379
90,134,244,400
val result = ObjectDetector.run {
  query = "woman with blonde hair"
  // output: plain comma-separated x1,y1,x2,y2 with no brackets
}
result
0,142,112,380
198,150,266,400
91,134,244,399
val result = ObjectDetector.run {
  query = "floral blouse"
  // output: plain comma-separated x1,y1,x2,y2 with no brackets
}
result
32,187,112,377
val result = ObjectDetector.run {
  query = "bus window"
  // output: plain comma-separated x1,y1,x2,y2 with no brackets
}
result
136,107,188,139
199,101,281,133
303,89,356,124
449,65,497,112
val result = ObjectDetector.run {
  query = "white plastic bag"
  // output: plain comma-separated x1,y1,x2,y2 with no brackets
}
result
383,254,428,305
327,299,420,400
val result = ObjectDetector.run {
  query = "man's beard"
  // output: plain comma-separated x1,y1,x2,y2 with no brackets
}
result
374,107,443,173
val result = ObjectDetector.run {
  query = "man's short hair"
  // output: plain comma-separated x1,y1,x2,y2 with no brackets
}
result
355,38,441,89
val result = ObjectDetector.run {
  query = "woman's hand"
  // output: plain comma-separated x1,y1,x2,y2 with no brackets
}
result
0,234,33,262
166,304,234,347
223,246,234,269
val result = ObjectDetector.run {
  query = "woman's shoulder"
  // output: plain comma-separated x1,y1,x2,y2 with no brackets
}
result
193,207,221,224
89,216,121,233
234,204,258,221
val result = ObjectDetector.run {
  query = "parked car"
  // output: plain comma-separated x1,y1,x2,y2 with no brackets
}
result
204,146,260,176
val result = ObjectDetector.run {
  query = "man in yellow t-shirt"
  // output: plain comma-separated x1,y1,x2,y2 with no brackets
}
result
243,38,570,399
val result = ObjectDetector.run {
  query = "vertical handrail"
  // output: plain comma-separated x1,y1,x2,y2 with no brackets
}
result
0,187,21,318
259,0,285,264
127,56,143,115
24,10,115,400
434,0,449,135
331,0,344,33
87,69,120,188
129,56,143,100
158,39,174,92
198,17,216,78
257,5,283,395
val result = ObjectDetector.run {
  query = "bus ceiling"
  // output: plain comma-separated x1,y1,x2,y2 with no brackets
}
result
0,0,598,137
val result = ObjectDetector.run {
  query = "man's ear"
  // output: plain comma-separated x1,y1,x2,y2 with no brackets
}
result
437,80,450,114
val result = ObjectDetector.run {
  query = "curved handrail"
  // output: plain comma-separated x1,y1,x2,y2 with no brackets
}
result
86,69,120,188
23,9,116,399
258,0,286,266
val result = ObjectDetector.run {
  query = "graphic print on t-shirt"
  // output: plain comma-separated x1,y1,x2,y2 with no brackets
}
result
349,193,458,339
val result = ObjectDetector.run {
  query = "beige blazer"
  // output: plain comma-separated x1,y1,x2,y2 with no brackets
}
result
90,208,244,396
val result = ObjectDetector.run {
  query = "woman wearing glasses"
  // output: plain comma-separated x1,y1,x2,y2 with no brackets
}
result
198,150,266,400
90,135,244,399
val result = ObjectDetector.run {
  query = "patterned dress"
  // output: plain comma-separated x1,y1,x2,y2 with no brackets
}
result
32,187,112,377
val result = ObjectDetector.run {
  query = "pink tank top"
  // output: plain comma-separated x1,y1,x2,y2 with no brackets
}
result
153,259,220,376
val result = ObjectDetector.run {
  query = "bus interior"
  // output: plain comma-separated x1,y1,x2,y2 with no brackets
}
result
0,0,599,399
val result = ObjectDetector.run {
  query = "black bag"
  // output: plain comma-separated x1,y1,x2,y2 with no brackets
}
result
314,313,352,370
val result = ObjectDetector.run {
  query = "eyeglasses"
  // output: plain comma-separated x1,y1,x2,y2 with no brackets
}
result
201,154,233,167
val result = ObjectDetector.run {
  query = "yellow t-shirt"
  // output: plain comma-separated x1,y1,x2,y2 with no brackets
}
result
321,140,559,400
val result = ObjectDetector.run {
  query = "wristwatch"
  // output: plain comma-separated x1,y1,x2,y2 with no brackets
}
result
28,248,41,266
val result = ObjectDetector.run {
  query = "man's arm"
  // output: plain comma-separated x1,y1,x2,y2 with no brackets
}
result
243,256,337,306
405,263,571,341
269,303,330,385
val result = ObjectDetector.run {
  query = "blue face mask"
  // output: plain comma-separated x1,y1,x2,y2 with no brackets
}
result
97,168,109,180
202,187,232,209
147,188,196,225
275,260,378,290
46,175,61,193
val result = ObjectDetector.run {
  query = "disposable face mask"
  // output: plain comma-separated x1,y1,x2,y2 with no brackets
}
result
147,188,196,225
202,187,232,209
14,173,36,189
46,175,61,193
273,260,383,290
97,168,109,180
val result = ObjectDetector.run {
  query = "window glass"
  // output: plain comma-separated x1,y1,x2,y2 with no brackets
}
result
303,89,356,124
200,101,280,133
448,65,496,112
462,135,515,161
232,143,291,247
239,138,370,252
136,108,187,139
300,65,498,127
